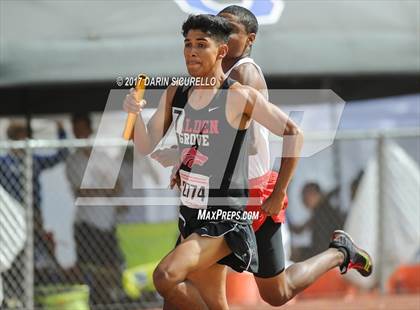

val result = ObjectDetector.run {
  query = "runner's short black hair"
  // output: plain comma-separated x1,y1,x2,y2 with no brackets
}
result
219,5,258,34
182,14,233,43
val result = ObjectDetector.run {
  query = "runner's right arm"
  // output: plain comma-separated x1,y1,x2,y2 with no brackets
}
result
151,146,179,167
123,85,177,155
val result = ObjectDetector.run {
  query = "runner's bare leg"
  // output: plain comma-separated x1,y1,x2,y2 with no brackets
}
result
153,233,231,310
254,248,344,306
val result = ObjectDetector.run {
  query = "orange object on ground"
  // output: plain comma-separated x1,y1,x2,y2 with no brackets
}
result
226,271,261,306
388,264,420,294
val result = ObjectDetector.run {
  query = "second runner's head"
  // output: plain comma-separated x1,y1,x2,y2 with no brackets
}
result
218,5,259,60
182,14,232,77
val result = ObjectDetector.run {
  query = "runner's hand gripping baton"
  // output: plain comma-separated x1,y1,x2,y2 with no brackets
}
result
122,74,147,140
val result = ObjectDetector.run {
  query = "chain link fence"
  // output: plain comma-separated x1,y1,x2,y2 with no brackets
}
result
0,139,177,310
0,129,419,309
285,130,420,293
1,141,33,309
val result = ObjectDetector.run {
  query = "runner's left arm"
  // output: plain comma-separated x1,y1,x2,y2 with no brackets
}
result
241,87,304,215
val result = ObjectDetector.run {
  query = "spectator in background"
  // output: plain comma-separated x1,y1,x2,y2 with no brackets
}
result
289,182,345,260
65,113,124,304
0,119,68,303
0,120,68,225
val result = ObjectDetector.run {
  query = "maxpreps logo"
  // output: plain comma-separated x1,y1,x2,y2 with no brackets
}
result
181,147,209,168
174,0,284,25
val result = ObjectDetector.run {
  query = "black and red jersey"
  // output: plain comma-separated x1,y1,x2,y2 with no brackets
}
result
172,78,249,212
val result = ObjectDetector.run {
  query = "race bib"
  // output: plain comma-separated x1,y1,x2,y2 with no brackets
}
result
179,170,209,209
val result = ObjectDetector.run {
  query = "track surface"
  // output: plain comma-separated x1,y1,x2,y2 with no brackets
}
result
230,294,420,310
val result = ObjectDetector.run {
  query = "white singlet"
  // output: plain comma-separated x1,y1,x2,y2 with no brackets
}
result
225,57,271,180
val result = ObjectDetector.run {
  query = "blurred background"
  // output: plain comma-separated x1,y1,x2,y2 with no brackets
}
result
0,1,419,309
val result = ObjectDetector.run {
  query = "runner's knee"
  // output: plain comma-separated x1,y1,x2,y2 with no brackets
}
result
206,297,228,310
260,289,291,307
153,262,185,296
258,279,293,307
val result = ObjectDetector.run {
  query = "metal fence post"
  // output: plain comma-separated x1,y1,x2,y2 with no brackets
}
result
377,135,386,293
24,140,34,309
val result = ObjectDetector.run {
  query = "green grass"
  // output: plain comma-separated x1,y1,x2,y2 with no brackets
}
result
116,221,178,268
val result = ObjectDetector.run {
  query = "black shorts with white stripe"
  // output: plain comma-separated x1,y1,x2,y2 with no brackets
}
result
178,205,259,273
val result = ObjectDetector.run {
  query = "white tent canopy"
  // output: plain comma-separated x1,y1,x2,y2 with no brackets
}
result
344,141,420,290
0,0,419,86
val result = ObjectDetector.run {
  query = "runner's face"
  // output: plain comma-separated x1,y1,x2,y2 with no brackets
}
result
219,13,253,59
184,30,226,77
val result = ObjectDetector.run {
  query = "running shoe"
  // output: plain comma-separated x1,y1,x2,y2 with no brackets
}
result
329,230,373,277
